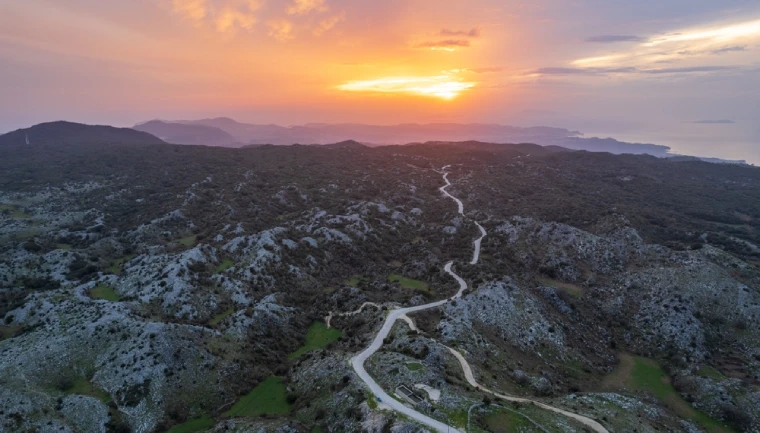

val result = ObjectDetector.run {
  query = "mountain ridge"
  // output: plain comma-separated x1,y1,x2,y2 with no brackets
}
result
133,120,237,147
145,118,672,156
0,121,165,146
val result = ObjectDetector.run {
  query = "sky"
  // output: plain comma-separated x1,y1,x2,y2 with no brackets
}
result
1,0,759,161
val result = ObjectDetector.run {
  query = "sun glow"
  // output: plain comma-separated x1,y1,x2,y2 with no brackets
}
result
337,76,475,100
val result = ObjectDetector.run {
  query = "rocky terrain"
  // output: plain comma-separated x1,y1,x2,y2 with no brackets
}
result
0,123,759,433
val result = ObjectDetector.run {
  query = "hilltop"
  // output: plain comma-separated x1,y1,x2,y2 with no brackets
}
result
0,121,164,147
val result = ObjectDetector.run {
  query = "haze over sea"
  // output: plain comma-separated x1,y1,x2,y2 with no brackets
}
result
584,128,759,165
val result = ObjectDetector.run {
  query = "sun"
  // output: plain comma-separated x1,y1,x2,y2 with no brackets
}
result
337,75,475,100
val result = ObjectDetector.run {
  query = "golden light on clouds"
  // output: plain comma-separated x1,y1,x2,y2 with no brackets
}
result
337,76,475,100
571,18,760,70
646,19,760,46
170,0,263,32
572,55,623,66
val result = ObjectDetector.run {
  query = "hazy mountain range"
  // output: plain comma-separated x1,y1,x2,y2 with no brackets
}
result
0,118,747,164
135,117,681,157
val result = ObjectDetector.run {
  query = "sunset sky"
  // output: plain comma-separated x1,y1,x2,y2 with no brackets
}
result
1,1,759,159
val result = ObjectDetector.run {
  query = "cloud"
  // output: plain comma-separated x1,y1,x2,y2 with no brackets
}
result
571,18,760,72
678,45,748,57
532,67,636,75
286,0,327,15
469,67,503,74
712,45,747,54
440,28,480,38
267,20,294,41
646,19,760,46
170,0,263,32
692,119,735,124
642,66,737,74
171,0,208,22
313,11,345,36
415,39,471,51
531,65,734,76
585,35,644,43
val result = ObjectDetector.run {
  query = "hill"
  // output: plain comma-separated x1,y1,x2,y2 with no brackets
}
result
168,118,672,156
0,121,164,147
134,120,237,147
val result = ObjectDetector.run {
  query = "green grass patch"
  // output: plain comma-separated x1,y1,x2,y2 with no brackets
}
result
106,254,135,275
288,321,343,360
611,355,734,433
208,307,235,327
629,357,672,400
215,258,235,274
65,378,111,403
697,365,725,380
366,393,378,410
0,204,31,219
442,409,468,429
310,427,324,433
56,243,73,250
166,415,215,433
177,235,198,247
405,362,423,371
344,275,363,286
388,274,431,294
224,376,291,418
6,230,39,241
90,284,121,302
484,410,534,433
538,277,584,298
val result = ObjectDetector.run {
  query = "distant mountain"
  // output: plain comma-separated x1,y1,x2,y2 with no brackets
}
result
561,136,670,156
0,121,165,146
134,120,237,147
322,139,369,150
169,118,673,157
176,117,286,143
668,155,748,165
407,141,571,157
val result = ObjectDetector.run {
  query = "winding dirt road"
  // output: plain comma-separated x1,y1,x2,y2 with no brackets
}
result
348,166,609,433
445,347,608,433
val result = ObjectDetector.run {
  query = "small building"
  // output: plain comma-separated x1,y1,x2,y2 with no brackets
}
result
395,384,425,406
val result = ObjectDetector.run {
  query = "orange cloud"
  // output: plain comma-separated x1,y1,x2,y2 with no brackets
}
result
170,0,262,32
171,0,208,22
440,28,481,38
415,39,471,51
286,0,328,15
313,11,345,36
267,19,295,41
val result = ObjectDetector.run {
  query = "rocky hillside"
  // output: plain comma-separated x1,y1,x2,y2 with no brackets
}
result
1,131,758,433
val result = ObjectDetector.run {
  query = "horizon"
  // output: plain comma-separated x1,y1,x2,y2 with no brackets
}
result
3,116,758,165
